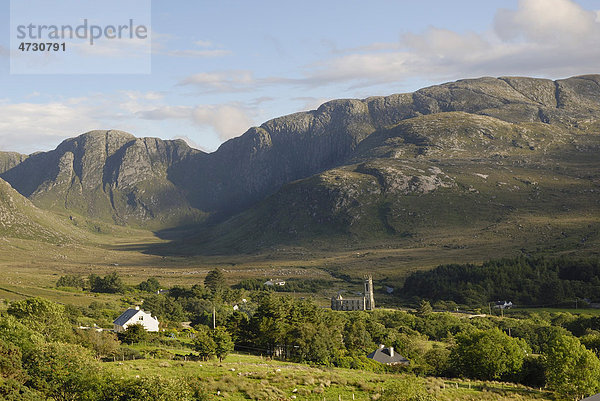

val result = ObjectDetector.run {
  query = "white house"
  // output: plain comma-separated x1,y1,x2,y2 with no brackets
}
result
113,307,159,332
264,279,285,286
494,301,513,310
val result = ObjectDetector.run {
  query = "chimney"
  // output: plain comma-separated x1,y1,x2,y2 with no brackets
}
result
135,306,140,310
389,347,394,357
379,344,385,349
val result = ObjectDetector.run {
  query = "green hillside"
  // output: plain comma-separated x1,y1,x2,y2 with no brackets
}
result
173,112,600,261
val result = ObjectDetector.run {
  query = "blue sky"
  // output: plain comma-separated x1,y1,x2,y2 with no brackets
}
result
1,0,600,153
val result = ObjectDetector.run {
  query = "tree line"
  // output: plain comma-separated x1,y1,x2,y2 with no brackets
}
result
401,256,600,307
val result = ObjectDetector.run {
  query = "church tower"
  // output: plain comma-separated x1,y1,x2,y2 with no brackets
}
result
364,275,375,310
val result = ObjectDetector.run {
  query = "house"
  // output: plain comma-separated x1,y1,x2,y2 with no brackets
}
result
494,301,513,309
264,279,285,286
367,344,409,365
113,306,159,332
581,394,600,401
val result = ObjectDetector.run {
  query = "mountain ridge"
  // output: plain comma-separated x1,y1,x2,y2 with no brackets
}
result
1,75,599,249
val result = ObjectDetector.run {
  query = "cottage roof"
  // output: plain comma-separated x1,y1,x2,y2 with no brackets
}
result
367,345,409,365
113,308,141,326
581,394,600,401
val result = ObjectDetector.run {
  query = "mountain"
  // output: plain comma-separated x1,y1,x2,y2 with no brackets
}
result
181,75,600,216
0,151,27,174
1,75,600,253
0,177,81,242
165,76,600,254
1,130,207,229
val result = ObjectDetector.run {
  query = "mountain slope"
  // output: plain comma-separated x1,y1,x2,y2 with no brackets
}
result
181,75,600,215
0,177,83,242
1,130,207,229
172,110,600,255
2,75,600,237
0,151,27,174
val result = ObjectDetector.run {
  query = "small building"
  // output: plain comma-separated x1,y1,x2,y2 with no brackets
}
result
580,394,600,401
113,307,159,332
367,344,409,365
264,279,285,286
494,301,513,309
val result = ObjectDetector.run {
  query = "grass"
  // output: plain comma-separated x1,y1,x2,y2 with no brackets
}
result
508,307,600,316
104,353,552,401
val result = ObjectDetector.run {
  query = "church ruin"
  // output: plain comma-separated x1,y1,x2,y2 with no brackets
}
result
331,275,375,311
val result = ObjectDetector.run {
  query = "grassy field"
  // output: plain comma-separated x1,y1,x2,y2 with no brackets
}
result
104,353,552,401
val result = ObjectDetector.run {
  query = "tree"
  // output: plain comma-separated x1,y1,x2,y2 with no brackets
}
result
7,298,72,342
544,334,600,400
118,324,148,345
212,327,234,362
451,328,530,381
137,277,161,293
0,339,25,383
343,314,374,352
192,326,216,361
423,345,451,376
204,268,226,294
142,294,185,323
88,272,125,293
0,315,44,353
416,300,433,317
23,342,102,401
56,275,85,289
292,322,337,364
76,329,121,360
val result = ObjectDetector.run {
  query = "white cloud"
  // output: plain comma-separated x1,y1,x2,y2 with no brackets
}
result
179,70,257,92
494,0,599,43
0,91,256,153
194,40,213,47
137,103,255,141
0,102,100,153
191,105,254,141
296,0,600,88
292,96,333,111
152,33,230,58
166,49,231,58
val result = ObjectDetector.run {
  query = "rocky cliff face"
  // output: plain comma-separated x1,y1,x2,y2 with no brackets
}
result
182,75,600,215
2,75,600,233
0,152,28,174
1,130,206,228
162,76,600,253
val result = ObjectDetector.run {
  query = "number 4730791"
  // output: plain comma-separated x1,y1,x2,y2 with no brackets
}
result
18,42,66,51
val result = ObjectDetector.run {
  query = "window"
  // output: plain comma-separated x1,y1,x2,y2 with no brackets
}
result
139,316,143,320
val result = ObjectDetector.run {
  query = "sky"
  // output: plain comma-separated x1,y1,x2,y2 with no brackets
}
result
1,0,600,154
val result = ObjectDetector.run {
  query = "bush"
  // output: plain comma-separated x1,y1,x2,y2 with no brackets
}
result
451,328,530,381
101,375,203,401
117,324,148,345
56,275,85,289
89,272,126,294
23,342,102,400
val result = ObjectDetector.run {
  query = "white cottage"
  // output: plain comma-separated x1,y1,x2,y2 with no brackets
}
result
113,307,159,332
